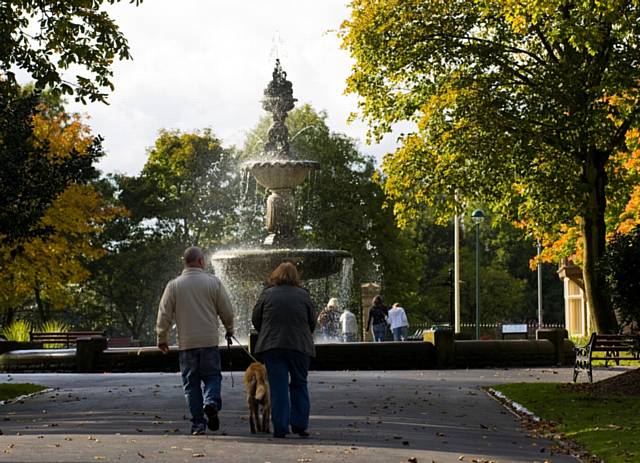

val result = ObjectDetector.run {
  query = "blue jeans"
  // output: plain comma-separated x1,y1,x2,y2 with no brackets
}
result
262,349,311,436
179,347,222,427
372,323,386,342
392,326,409,341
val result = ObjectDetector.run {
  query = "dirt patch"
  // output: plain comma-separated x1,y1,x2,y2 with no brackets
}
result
567,367,640,395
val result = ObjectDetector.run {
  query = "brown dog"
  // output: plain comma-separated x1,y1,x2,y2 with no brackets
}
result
243,362,271,434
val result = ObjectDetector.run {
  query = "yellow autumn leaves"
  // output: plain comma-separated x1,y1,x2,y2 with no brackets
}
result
0,108,124,312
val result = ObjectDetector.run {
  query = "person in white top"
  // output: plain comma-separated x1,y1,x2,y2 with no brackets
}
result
339,307,358,342
387,303,409,341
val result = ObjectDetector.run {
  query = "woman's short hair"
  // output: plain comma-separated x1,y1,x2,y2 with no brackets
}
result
372,295,382,305
269,261,301,287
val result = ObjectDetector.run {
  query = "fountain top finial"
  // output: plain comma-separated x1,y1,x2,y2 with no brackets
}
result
262,59,297,158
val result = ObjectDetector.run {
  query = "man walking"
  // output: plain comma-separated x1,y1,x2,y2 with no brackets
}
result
339,307,358,342
156,246,234,435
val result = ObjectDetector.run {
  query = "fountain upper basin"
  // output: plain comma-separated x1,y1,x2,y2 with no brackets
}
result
244,159,319,190
212,248,352,281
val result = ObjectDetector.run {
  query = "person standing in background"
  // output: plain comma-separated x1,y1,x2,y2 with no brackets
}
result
316,297,341,340
366,295,388,342
387,302,409,341
339,306,358,342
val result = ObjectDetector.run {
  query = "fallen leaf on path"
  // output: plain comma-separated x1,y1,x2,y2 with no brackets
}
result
192,453,205,458
137,452,145,458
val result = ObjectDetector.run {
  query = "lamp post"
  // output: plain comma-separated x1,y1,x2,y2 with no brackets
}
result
537,240,543,327
471,209,485,340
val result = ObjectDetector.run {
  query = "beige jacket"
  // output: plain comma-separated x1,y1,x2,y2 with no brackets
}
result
156,267,234,350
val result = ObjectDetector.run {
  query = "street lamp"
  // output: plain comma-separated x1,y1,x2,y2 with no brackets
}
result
471,209,485,340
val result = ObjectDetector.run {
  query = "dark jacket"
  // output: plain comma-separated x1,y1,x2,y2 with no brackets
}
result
251,284,316,357
366,303,388,330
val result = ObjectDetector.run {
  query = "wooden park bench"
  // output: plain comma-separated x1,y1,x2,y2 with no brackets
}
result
573,333,640,382
29,331,105,348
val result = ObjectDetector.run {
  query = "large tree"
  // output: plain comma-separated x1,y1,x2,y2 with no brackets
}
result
0,86,100,243
121,128,240,247
0,94,122,324
341,0,640,333
1,0,141,103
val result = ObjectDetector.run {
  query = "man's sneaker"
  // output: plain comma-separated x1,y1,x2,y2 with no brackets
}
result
204,404,219,431
191,424,206,435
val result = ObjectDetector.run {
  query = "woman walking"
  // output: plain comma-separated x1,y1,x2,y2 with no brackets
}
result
251,261,316,438
366,295,388,342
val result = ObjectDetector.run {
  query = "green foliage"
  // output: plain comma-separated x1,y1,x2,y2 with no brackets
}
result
493,382,640,463
0,0,141,103
340,0,639,332
1,320,32,342
79,128,240,342
0,383,45,402
0,86,102,244
241,105,416,310
121,128,240,247
601,226,640,327
39,320,70,334
86,234,183,342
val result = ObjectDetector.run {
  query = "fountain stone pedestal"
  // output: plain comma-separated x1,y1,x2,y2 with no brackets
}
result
211,60,352,338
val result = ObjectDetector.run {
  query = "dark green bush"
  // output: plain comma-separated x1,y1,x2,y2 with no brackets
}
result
601,226,640,328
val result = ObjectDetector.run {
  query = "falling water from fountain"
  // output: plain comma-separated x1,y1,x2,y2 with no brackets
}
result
211,60,353,340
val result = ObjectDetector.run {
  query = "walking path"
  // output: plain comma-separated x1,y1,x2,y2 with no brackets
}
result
0,367,625,462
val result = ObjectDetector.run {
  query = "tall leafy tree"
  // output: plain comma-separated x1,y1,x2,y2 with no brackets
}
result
0,94,122,323
1,0,141,103
0,86,100,243
242,105,417,309
341,0,640,333
124,128,240,247
83,129,240,340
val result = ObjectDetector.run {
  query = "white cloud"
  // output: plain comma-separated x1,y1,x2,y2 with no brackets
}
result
61,0,401,175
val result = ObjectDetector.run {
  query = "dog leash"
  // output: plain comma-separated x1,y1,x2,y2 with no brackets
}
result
225,334,261,388
230,334,261,364
225,335,235,388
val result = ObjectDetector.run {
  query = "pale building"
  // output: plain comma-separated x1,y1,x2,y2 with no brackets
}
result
557,260,592,337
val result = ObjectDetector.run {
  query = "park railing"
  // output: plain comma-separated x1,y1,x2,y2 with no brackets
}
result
410,322,565,340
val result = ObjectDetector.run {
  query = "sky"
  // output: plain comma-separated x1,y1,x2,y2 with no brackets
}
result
59,0,401,176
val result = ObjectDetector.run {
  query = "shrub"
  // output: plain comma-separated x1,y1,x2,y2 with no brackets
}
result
1,320,32,342
601,226,640,328
39,320,70,334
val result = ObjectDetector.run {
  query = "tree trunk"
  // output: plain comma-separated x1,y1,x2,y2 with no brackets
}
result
581,148,618,333
3,307,15,326
34,282,48,323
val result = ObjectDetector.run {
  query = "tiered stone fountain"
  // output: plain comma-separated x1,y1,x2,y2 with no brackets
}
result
212,60,352,336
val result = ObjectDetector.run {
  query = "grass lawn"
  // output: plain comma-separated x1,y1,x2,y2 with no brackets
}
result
493,383,640,463
0,383,46,402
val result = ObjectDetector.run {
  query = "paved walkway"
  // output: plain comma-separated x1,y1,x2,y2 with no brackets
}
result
0,367,625,462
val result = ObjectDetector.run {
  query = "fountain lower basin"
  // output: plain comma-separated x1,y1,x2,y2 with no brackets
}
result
212,248,352,281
